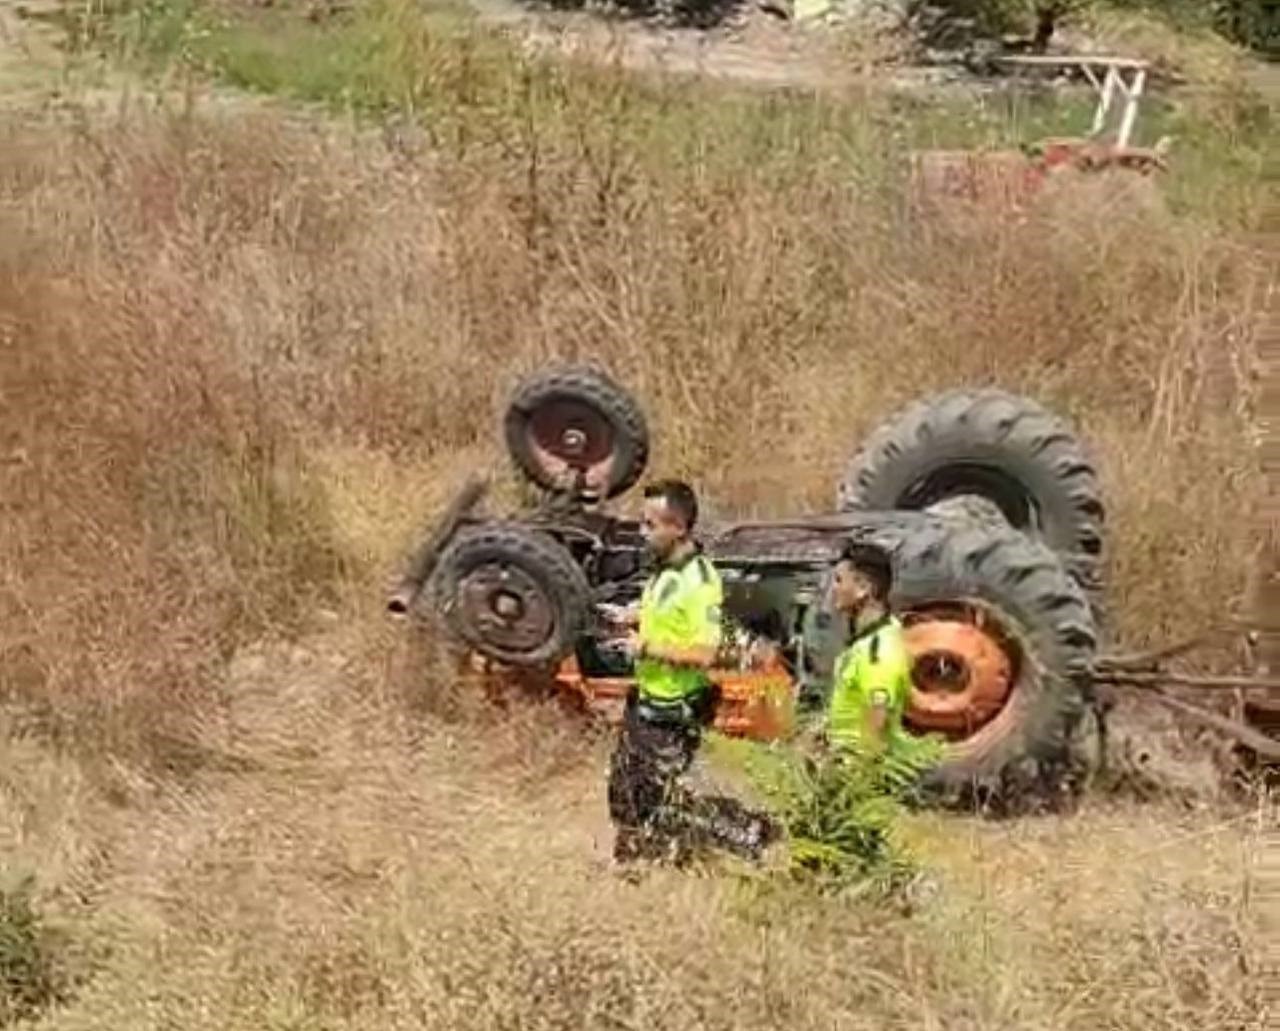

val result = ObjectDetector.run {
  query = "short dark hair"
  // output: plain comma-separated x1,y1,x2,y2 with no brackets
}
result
838,540,893,601
643,478,699,530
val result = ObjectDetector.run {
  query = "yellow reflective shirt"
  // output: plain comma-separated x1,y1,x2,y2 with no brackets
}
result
635,549,723,703
827,615,914,755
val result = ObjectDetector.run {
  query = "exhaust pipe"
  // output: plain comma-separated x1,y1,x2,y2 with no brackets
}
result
386,583,419,616
386,475,488,618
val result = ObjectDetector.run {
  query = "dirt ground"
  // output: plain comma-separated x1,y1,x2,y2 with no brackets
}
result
0,0,986,107
464,0,872,91
459,0,1017,99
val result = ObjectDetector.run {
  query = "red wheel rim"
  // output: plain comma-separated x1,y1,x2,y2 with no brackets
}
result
524,399,617,492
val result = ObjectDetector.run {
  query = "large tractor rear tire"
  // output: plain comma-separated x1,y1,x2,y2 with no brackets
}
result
430,522,592,669
805,514,1099,812
837,389,1107,625
503,364,651,501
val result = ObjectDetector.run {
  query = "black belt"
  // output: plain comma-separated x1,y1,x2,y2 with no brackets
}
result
634,696,697,727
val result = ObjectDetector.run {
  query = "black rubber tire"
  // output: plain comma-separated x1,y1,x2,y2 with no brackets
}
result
806,514,1098,813
503,364,650,501
429,522,592,668
836,389,1107,624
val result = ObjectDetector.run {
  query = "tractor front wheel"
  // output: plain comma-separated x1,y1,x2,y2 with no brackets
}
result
503,364,651,501
430,522,592,669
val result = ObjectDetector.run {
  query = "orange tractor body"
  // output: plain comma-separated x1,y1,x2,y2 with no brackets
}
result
554,656,798,741
474,602,1025,748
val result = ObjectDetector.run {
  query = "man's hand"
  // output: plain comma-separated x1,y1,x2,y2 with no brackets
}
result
599,602,640,629
626,635,717,669
864,696,890,755
624,632,646,661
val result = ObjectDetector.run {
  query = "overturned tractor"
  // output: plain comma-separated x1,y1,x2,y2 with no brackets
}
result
388,364,1124,810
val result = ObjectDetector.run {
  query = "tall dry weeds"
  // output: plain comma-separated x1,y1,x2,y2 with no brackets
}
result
0,50,1264,752
0,114,352,772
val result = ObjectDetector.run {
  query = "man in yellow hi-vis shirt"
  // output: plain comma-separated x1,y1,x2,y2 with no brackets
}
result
605,478,774,868
825,541,915,760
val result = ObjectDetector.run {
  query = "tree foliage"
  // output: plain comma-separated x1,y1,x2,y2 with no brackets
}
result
1207,0,1277,51
917,0,1277,52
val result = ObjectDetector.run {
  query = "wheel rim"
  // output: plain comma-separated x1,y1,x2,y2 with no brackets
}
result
456,562,556,656
901,602,1020,740
523,398,617,492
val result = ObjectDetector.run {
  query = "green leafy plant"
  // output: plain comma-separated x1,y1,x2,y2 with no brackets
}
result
740,736,945,894
1214,0,1277,51
0,874,73,1026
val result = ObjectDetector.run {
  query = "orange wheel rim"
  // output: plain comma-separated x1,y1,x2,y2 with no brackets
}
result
901,603,1019,739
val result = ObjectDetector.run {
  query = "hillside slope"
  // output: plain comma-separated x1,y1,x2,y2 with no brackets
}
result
0,3,1273,1028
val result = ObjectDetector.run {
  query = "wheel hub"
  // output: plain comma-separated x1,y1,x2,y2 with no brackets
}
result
901,604,1017,738
560,427,588,457
492,590,525,620
457,564,554,653
525,400,615,491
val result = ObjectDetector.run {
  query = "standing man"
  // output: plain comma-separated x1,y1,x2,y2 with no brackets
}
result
825,540,917,762
605,478,772,867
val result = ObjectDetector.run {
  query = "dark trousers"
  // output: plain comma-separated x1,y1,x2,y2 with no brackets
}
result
606,695,774,864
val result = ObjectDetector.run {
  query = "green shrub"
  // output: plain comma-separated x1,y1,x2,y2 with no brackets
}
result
926,0,1276,52
1210,0,1277,51
1103,0,1278,51
740,738,944,895
0,875,73,1025
918,0,1088,37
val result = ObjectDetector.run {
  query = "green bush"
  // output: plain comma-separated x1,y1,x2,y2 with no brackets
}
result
1211,0,1278,51
925,0,1276,52
1090,0,1276,51
917,0,1087,37
741,739,944,895
0,875,73,1025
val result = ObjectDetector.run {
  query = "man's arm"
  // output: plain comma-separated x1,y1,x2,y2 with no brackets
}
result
832,655,891,751
637,639,718,668
858,637,909,752
629,615,720,668
863,692,890,750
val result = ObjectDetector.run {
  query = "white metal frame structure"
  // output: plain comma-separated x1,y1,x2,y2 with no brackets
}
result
993,54,1152,149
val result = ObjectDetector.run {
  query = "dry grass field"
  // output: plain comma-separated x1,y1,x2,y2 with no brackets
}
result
0,1,1275,1027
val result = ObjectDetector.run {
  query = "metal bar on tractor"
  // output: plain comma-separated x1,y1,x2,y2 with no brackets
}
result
1144,689,1280,762
1096,625,1267,669
387,475,488,615
1096,670,1280,692
712,515,866,534
1080,61,1102,98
